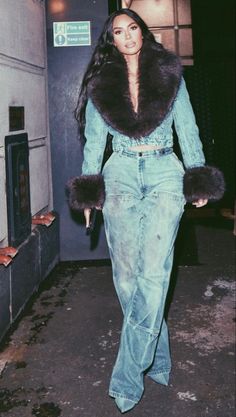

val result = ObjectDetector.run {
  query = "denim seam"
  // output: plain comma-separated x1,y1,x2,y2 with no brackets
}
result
109,390,138,403
148,368,171,375
115,147,173,159
127,317,160,337
151,190,186,200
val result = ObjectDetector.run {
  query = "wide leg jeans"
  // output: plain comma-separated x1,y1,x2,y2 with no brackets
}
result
102,148,186,404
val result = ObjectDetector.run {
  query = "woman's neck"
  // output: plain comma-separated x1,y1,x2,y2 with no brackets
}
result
124,52,140,75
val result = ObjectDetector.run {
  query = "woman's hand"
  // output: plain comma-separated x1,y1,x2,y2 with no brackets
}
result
84,208,91,228
84,207,102,228
192,199,208,208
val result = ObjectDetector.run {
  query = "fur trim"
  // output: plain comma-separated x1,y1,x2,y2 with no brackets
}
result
66,174,105,210
88,40,182,139
183,166,225,203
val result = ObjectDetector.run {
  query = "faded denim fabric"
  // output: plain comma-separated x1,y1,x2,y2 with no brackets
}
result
82,77,205,177
102,149,186,403
80,76,205,405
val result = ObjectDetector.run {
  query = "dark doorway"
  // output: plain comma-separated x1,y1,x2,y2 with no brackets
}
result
46,0,110,260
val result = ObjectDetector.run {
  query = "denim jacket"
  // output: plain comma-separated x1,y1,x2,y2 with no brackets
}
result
82,78,205,177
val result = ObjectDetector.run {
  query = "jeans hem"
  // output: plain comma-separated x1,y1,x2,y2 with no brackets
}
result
109,390,139,403
148,369,171,386
148,367,171,375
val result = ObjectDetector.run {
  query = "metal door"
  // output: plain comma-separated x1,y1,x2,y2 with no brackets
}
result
46,0,112,260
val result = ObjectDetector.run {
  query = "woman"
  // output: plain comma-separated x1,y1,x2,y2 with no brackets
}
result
68,9,224,413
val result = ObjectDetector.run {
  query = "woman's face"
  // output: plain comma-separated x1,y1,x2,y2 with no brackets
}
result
112,14,143,56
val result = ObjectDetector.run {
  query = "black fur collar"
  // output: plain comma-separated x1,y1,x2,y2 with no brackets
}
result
88,40,182,139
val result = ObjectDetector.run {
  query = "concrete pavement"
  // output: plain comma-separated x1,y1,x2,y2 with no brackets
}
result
0,221,235,417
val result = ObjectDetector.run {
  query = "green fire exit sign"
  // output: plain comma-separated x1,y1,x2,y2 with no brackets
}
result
53,21,91,47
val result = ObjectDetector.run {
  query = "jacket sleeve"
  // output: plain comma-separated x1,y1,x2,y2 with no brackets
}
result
67,99,108,210
172,77,205,169
173,78,225,202
82,99,109,175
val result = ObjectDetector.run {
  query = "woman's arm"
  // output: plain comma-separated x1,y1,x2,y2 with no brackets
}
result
67,99,108,211
82,99,109,176
173,77,205,169
173,78,225,203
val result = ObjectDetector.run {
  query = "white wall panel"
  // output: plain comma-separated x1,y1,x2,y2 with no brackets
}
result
0,66,47,146
0,152,7,242
0,0,45,68
0,0,52,246
29,144,49,215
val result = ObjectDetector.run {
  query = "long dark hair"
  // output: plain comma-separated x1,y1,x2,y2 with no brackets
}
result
75,8,156,139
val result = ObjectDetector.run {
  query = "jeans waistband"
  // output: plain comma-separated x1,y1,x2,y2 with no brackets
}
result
115,147,173,159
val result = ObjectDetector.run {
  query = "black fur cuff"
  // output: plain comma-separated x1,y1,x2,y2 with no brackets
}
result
183,165,225,203
66,174,105,210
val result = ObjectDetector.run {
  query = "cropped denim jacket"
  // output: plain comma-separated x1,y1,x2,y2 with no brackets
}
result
82,78,205,176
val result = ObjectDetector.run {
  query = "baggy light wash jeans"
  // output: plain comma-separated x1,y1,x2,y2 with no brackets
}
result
102,147,186,405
